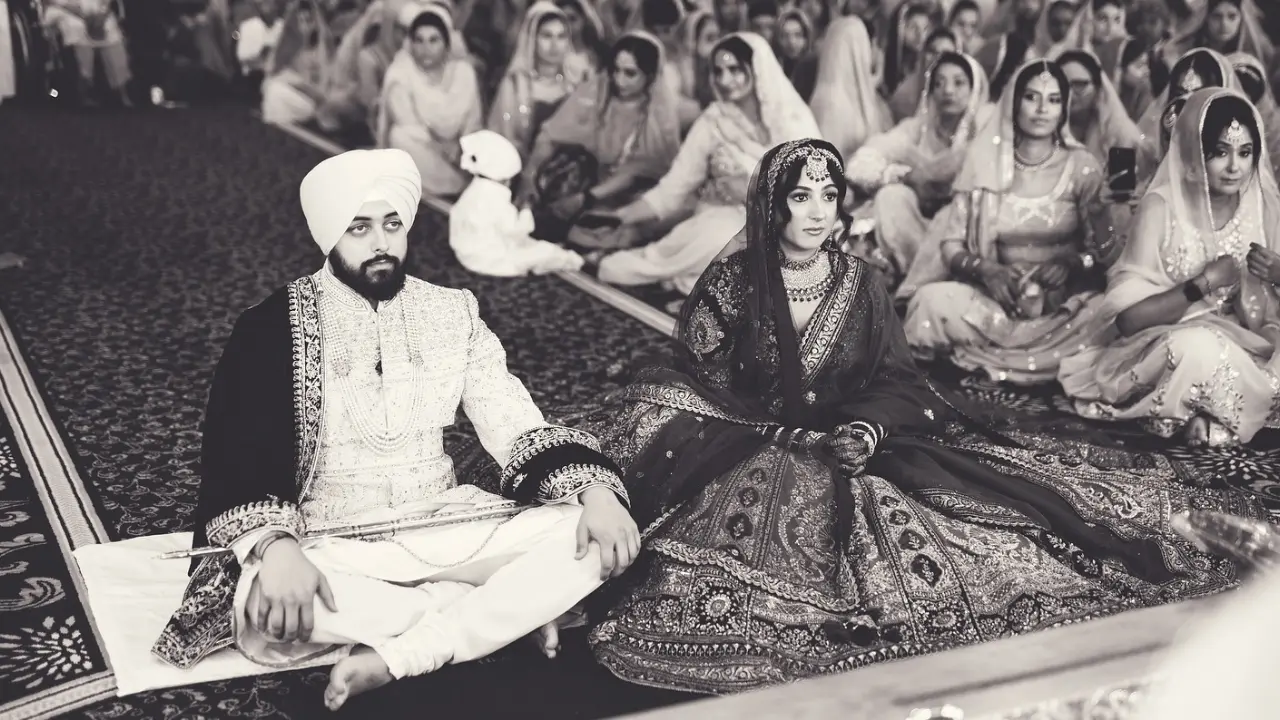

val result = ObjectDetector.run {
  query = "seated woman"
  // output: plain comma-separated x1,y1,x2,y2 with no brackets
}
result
488,3,590,162
1114,37,1156,121
1163,0,1273,72
375,6,482,197
1057,50,1146,168
315,0,389,138
576,138,1259,694
1031,0,1088,60
773,8,817,101
1060,89,1280,448
1228,52,1280,176
676,9,721,111
1136,48,1238,166
846,51,993,289
522,31,682,250
948,0,985,56
902,60,1118,385
809,17,893,164
260,0,334,125
592,33,819,296
888,28,958,123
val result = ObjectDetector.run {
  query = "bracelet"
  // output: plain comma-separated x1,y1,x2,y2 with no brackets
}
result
1183,278,1205,303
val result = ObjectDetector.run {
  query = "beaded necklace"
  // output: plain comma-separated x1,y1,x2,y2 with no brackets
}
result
781,251,834,303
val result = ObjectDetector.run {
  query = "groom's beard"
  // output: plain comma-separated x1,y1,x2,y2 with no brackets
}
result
330,248,409,303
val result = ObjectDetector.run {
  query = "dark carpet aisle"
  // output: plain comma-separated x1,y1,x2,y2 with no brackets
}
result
0,104,691,719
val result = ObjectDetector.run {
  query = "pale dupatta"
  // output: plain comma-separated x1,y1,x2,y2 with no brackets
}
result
809,17,893,161
1136,48,1237,158
847,51,994,192
640,32,820,220
1165,0,1273,68
1031,0,1090,60
322,0,384,107
487,2,590,149
1105,87,1280,333
1057,49,1146,164
1228,52,1280,176
531,31,682,180
265,0,335,83
944,59,1088,266
375,5,481,146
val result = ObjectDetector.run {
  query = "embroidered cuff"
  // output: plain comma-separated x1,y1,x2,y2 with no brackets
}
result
206,500,304,549
501,426,627,505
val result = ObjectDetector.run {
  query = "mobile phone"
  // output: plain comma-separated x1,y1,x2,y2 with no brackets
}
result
1107,146,1137,201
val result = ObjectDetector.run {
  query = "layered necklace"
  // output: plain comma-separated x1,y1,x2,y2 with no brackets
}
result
1014,141,1059,171
780,250,834,303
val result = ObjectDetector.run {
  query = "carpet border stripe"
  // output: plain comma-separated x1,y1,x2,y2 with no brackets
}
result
264,119,680,337
0,308,119,717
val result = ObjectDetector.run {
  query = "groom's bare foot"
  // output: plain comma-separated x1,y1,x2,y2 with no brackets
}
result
526,620,560,659
325,646,392,712
1185,415,1210,447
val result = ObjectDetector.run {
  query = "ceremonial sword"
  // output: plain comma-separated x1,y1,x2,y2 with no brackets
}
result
154,503,526,560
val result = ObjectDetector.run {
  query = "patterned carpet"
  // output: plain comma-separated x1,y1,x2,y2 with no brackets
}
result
2,102,1280,719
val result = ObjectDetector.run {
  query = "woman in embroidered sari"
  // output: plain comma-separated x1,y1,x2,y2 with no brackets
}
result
376,5,482,196
809,17,893,162
847,51,993,288
260,0,335,125
773,8,817,101
488,3,590,160
591,33,819,295
522,31,682,250
901,60,1118,385
571,138,1256,694
888,28,959,122
1228,52,1280,176
1060,88,1280,447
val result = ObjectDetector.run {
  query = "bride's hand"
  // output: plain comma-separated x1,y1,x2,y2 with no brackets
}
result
827,428,872,478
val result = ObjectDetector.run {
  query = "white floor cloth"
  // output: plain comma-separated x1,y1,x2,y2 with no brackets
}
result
73,533,343,697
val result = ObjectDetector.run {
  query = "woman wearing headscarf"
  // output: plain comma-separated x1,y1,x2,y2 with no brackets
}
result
848,51,993,290
882,1,941,97
1031,0,1088,60
570,137,1256,695
1135,48,1238,173
810,17,893,162
1060,88,1280,448
902,60,1119,385
948,0,986,56
591,33,820,295
1056,50,1146,165
316,0,389,136
1114,37,1156,120
556,0,606,67
260,0,335,124
773,8,817,101
522,31,682,249
1164,0,1273,71
888,27,958,122
1228,52,1280,176
488,2,590,160
676,9,720,109
376,5,482,196
973,0,1038,99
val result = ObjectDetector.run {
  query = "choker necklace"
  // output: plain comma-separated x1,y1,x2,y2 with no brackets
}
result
1014,143,1058,171
781,252,834,303
781,250,822,271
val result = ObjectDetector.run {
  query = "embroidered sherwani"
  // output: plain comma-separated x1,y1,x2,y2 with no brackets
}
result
153,267,627,674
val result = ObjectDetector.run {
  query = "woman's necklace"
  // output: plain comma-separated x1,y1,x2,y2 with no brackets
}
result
781,251,834,303
1014,142,1058,171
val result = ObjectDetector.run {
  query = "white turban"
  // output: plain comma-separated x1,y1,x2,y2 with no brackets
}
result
299,149,422,256
396,1,429,27
460,129,523,182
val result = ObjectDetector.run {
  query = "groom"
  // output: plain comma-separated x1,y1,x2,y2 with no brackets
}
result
152,148,639,710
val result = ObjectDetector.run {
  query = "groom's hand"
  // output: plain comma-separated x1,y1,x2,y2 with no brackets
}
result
575,487,640,580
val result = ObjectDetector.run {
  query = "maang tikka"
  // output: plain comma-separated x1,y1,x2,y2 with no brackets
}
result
805,150,831,183
1224,118,1250,145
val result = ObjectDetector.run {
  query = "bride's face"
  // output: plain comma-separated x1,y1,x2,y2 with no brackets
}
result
781,164,840,253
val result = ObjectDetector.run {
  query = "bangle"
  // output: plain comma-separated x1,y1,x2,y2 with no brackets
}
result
1183,278,1205,303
